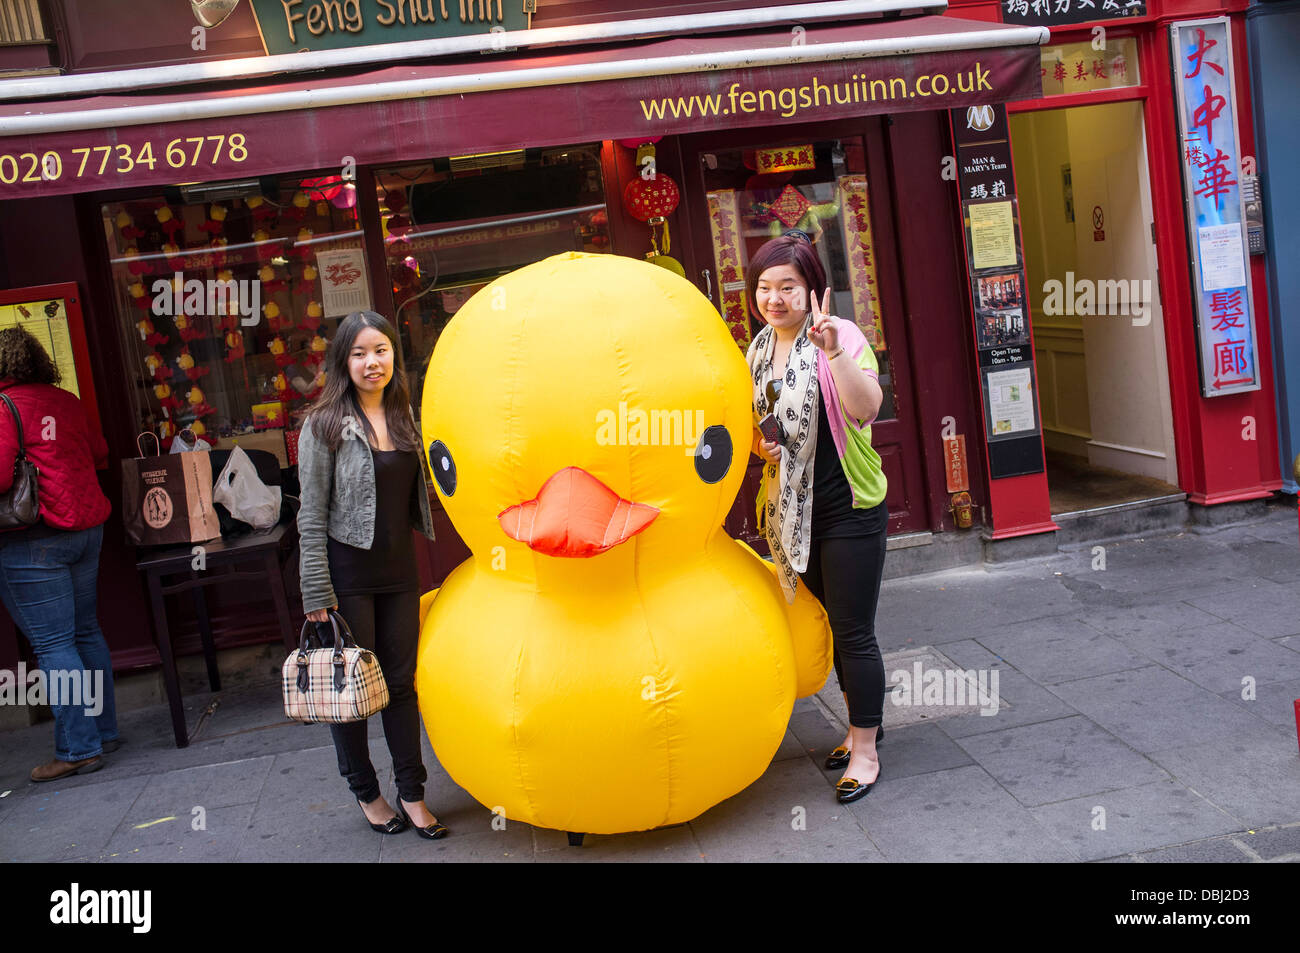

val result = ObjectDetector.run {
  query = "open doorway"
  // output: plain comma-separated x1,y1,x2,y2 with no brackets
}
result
1010,100,1181,515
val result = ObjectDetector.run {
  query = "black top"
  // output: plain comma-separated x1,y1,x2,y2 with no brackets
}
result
810,394,880,539
327,448,421,595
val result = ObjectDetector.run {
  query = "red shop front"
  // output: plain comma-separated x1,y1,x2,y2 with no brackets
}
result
0,0,1046,677
941,0,1281,539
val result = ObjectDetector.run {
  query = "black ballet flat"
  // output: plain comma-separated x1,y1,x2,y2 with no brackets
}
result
396,800,449,840
835,767,880,804
823,725,884,769
357,797,408,835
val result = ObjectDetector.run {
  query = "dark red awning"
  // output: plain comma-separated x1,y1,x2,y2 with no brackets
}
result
0,15,1045,200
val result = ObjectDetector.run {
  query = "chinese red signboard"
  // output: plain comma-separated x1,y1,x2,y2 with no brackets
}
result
1170,18,1260,397
1002,0,1146,27
944,435,970,493
754,145,815,174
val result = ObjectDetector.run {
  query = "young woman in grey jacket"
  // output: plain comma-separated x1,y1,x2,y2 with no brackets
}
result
296,310,446,838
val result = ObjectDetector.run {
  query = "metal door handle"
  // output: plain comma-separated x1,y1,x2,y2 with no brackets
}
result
701,268,713,301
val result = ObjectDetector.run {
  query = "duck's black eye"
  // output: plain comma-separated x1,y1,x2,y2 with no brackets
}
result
427,440,456,496
694,425,732,484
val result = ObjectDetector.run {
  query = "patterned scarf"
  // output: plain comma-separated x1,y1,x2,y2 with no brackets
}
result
746,317,821,603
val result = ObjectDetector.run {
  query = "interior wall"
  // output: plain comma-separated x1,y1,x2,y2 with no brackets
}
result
1066,101,1178,484
1012,109,1091,458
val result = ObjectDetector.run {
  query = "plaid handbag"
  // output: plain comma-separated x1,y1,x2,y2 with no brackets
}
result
282,609,389,724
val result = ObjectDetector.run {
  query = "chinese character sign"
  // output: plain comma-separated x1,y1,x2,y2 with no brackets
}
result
1170,18,1259,397
1002,0,1145,27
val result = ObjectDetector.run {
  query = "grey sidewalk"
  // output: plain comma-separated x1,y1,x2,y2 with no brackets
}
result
2,510,1299,862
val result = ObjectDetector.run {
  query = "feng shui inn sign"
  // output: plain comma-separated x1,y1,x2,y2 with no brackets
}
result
248,0,532,53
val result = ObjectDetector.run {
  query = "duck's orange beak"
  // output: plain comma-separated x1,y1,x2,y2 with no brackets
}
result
498,466,658,558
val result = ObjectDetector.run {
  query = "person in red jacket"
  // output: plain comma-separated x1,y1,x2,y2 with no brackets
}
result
0,326,118,782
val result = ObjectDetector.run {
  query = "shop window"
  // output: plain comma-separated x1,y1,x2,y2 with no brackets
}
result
375,145,611,404
1041,37,1140,97
700,139,897,421
103,176,369,459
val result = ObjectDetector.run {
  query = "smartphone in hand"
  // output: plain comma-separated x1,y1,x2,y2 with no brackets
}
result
758,413,783,444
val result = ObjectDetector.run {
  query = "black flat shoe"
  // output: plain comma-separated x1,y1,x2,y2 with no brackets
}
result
835,767,880,804
396,800,449,840
823,726,884,769
358,797,408,835
824,746,851,770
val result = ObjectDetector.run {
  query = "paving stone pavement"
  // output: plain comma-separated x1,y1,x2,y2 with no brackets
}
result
2,511,1299,862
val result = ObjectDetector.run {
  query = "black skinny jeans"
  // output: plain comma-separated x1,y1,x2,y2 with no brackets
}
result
797,502,889,729
317,589,426,805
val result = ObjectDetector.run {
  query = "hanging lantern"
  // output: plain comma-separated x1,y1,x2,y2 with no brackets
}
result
623,172,680,258
623,171,679,222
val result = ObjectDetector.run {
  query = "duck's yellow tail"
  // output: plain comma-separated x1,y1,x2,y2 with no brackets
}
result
734,540,834,698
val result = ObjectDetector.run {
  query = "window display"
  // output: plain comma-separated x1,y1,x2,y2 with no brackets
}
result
103,176,367,460
376,145,611,406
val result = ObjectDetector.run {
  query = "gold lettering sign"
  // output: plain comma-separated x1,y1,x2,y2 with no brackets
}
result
249,0,526,54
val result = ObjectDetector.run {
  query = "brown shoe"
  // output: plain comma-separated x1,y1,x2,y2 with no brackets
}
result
30,756,104,783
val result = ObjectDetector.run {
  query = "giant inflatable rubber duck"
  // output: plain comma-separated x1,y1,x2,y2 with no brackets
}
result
416,252,832,836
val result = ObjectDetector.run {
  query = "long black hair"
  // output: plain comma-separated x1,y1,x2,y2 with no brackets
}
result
302,311,420,453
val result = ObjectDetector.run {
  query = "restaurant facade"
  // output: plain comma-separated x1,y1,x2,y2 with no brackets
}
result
0,0,1279,674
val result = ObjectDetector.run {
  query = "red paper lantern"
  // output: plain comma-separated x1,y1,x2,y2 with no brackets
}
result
622,174,680,222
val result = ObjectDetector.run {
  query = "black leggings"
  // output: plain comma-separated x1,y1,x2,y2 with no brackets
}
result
797,507,888,729
318,589,427,804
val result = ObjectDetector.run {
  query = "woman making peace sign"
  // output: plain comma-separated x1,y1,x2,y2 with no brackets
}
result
745,230,890,804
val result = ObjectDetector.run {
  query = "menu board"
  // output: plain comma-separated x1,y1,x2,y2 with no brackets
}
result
968,202,1018,270
0,297,80,399
950,104,1044,479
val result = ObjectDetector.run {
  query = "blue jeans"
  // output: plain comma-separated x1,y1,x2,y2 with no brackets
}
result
0,523,118,761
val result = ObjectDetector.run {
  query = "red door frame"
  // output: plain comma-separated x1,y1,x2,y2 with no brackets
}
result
1003,13,1281,510
675,118,932,537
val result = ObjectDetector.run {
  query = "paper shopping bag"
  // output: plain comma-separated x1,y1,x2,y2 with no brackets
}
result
121,433,222,546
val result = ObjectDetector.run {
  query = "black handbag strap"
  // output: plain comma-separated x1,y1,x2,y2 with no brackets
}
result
295,608,363,693
0,392,26,462
296,608,360,657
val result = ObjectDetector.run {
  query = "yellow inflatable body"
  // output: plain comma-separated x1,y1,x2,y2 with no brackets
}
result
416,252,832,835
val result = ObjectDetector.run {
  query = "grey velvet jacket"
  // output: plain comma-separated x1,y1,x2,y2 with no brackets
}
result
297,411,436,613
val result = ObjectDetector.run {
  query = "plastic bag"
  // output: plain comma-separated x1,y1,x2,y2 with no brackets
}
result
213,444,282,530
170,433,212,453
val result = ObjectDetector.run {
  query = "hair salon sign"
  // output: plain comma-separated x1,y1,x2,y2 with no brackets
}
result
1170,18,1259,397
248,0,529,54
